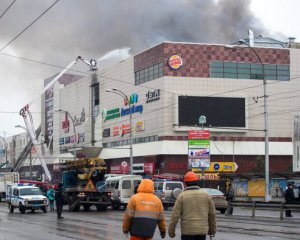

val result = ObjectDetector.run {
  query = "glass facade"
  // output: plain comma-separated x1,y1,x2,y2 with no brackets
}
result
91,82,100,118
135,62,163,85
210,61,290,81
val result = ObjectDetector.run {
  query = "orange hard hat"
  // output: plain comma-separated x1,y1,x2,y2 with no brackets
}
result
184,171,199,182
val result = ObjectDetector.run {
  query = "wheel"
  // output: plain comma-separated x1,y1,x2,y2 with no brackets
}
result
220,209,226,214
73,205,80,212
31,209,35,213
83,204,91,211
42,206,47,213
9,204,14,213
19,203,25,214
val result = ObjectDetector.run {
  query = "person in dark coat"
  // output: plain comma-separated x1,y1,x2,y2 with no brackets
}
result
285,183,295,217
55,182,64,219
225,183,234,216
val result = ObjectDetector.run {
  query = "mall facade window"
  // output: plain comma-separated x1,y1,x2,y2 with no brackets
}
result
210,61,290,81
135,62,164,85
91,81,100,118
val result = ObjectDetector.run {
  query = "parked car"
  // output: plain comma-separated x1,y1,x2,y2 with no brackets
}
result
200,188,227,214
154,180,184,210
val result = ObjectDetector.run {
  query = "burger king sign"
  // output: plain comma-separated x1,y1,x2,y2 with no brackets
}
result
168,55,183,70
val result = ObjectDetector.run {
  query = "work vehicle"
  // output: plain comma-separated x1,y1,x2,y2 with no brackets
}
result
0,172,19,202
61,158,111,212
6,183,48,214
154,180,184,209
200,188,227,214
105,175,142,210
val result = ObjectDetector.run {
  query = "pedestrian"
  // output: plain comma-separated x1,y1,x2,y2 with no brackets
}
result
55,182,64,219
46,185,55,212
225,182,234,216
168,171,216,240
285,182,295,217
123,179,166,240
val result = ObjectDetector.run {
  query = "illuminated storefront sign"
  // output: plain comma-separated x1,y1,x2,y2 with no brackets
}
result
168,55,183,70
103,93,143,121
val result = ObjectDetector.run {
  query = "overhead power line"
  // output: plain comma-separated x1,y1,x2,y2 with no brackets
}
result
0,0,16,20
0,0,60,52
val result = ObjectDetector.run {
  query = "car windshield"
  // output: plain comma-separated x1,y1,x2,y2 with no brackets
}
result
166,183,183,190
20,188,42,196
201,188,224,196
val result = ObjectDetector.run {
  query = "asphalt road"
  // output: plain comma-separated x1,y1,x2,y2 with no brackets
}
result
0,202,300,240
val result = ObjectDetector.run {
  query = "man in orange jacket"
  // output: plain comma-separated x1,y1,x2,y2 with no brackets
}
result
123,179,166,240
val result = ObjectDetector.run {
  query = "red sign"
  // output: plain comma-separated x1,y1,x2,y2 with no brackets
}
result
62,112,70,133
144,163,155,173
188,130,210,140
112,126,120,136
121,124,130,136
110,162,129,174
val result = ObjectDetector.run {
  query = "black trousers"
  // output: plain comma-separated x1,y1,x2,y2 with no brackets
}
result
285,209,292,216
181,235,206,240
56,203,63,217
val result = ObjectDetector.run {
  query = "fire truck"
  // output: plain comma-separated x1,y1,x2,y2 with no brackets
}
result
61,158,111,211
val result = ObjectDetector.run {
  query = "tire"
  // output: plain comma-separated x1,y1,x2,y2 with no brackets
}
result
42,206,47,213
9,204,14,213
83,204,91,211
31,209,35,213
19,203,25,214
73,205,80,212
220,209,226,214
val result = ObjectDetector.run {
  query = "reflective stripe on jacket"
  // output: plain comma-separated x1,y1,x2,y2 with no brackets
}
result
123,179,166,238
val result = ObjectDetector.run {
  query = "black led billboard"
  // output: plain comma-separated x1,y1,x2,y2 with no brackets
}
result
178,96,246,128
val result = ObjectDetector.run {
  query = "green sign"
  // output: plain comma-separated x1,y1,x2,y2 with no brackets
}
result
188,139,210,147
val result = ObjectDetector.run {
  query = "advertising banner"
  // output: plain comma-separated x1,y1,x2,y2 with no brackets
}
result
248,179,265,197
188,130,210,169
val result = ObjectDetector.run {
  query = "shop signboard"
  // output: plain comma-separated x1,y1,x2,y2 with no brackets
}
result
188,130,210,170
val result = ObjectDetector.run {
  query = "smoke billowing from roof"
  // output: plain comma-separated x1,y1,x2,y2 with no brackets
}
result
0,0,267,134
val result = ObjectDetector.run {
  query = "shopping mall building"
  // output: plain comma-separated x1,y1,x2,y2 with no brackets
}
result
5,35,299,197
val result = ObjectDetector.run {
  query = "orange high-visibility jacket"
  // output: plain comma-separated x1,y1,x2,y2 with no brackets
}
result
123,179,166,238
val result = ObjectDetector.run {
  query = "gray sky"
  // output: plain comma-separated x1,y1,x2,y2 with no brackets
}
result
0,0,299,137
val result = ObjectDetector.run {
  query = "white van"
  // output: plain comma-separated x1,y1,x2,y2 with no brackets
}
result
105,175,143,210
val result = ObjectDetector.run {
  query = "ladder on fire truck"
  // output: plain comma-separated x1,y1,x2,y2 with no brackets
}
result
19,56,98,182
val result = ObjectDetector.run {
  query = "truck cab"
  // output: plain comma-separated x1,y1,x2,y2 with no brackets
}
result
6,183,49,214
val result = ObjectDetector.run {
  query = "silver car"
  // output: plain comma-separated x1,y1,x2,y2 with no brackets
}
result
200,188,227,214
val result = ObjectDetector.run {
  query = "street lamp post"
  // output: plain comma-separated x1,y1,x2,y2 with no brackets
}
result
106,88,133,175
15,125,32,179
0,136,8,168
238,39,270,202
56,109,77,160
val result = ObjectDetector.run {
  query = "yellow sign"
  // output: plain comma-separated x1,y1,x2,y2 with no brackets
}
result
195,173,220,180
248,179,265,197
192,162,238,172
84,179,97,192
